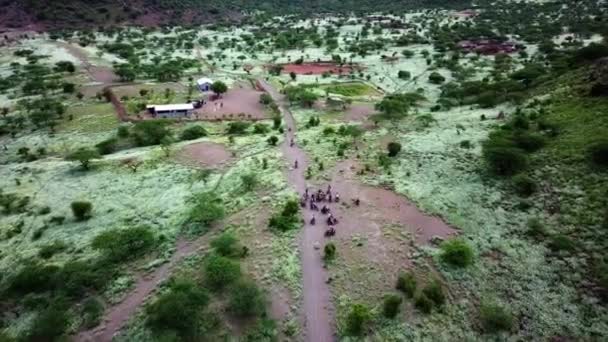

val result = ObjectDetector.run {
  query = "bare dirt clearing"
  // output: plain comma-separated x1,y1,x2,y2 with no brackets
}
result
176,142,233,168
194,86,268,121
281,62,362,75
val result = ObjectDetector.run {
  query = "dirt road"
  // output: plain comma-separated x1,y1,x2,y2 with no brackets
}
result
74,236,212,342
258,79,336,342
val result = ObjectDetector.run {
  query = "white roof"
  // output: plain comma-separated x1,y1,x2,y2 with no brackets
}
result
197,78,213,85
152,104,194,111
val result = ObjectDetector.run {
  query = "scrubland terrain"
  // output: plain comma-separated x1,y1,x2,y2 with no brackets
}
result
1,0,608,341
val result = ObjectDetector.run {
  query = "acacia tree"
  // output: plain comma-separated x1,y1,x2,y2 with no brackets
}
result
66,147,101,170
211,81,228,97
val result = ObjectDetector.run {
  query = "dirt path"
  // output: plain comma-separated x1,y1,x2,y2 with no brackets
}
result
56,41,116,84
74,235,212,342
258,79,335,342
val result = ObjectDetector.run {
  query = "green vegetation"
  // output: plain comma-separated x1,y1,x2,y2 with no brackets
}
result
440,239,474,267
204,254,241,290
268,199,300,232
92,226,156,262
395,272,416,297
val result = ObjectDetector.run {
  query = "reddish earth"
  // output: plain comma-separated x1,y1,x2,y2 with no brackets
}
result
194,85,268,121
57,42,117,84
280,62,362,75
258,79,335,342
343,103,377,122
177,142,233,168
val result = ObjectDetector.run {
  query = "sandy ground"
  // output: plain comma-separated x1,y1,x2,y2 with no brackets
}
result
194,86,268,121
176,142,233,168
281,62,361,75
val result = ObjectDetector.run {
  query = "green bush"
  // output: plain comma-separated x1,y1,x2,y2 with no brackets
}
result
428,71,446,84
26,302,70,341
526,218,546,238
66,148,101,170
324,242,336,262
398,70,411,80
204,254,241,290
146,279,209,338
188,192,225,228
482,145,527,176
226,121,250,135
589,140,608,167
387,142,402,157
81,297,104,329
440,239,474,267
422,279,445,307
345,303,371,336
132,120,171,146
210,232,241,257
479,301,513,333
396,272,417,297
268,199,300,232
548,234,576,252
382,294,403,318
180,125,207,141
95,137,118,155
228,280,266,317
513,132,545,152
117,125,130,138
267,135,279,146
8,262,59,295
71,201,92,221
92,226,156,262
414,292,433,313
512,174,537,197
58,260,112,298
253,123,270,134
38,240,68,259
241,173,258,191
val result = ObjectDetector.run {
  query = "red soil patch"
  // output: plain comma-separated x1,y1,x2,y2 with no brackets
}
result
280,62,362,75
343,103,377,122
177,142,233,168
193,85,268,121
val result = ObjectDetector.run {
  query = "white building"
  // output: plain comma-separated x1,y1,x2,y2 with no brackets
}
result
196,78,213,92
147,104,194,118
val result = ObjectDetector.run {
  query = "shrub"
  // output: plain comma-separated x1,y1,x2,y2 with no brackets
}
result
459,140,472,149
226,121,250,135
483,146,527,176
95,137,118,155
323,126,336,135
440,239,474,267
92,226,156,262
396,272,417,297
260,93,273,105
253,123,270,134
81,297,104,329
345,303,371,336
479,301,513,333
548,234,576,252
240,173,258,192
324,243,336,262
180,125,207,141
428,71,446,84
414,293,433,313
117,125,130,138
513,132,545,152
66,148,101,170
387,142,402,157
229,280,266,317
26,303,70,340
204,254,241,290
210,232,241,257
188,192,225,228
8,262,59,294
146,279,209,338
512,174,537,197
38,240,68,259
527,218,546,238
71,201,92,221
398,70,411,80
267,135,279,146
382,294,403,318
268,199,300,232
57,260,110,298
422,279,445,307
132,121,171,146
589,140,608,167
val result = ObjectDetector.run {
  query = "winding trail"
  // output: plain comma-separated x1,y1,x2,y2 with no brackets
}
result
74,236,213,342
258,79,335,342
